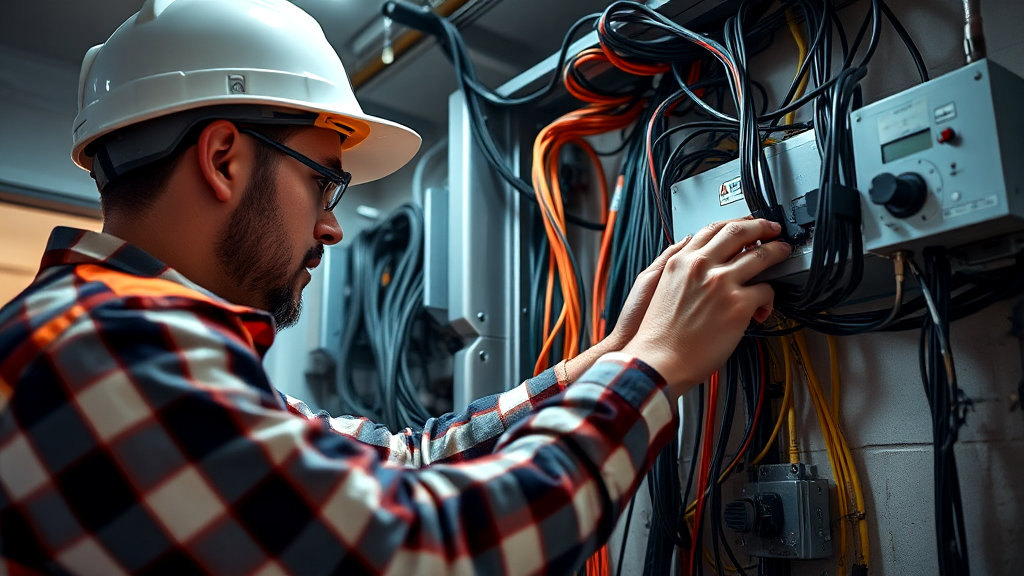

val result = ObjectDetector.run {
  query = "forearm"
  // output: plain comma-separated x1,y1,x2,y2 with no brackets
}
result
283,367,566,467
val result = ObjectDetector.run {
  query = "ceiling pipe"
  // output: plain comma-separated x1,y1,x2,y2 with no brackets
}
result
350,0,475,90
963,0,985,64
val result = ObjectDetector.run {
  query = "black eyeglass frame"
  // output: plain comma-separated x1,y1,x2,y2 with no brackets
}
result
238,127,352,211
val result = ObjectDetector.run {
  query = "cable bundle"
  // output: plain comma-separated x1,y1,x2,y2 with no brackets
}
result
336,204,435,431
678,339,766,576
790,332,869,575
531,50,650,373
596,0,933,333
911,249,971,576
383,0,604,231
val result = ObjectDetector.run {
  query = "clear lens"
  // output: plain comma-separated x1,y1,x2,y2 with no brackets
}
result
325,173,351,211
323,181,340,211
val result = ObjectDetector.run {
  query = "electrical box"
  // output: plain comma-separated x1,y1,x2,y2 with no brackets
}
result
725,463,833,559
671,131,820,280
852,59,1024,257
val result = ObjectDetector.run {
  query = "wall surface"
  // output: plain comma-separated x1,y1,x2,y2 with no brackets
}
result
0,46,99,206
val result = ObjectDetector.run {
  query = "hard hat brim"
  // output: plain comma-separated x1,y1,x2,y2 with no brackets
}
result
73,95,422,187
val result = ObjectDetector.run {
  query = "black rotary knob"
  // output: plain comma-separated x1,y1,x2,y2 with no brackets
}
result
724,494,784,537
725,499,756,533
869,172,928,218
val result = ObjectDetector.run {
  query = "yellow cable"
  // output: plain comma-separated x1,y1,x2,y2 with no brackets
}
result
793,332,870,570
827,335,841,424
751,338,793,466
787,403,800,464
823,333,870,569
784,8,810,126
790,333,848,574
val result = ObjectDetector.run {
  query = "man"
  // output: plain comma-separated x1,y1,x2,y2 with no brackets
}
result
0,0,789,574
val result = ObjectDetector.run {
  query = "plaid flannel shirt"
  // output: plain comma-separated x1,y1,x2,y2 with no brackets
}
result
0,227,677,576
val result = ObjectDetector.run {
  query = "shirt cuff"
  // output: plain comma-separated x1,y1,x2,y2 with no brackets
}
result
553,359,570,388
577,351,672,418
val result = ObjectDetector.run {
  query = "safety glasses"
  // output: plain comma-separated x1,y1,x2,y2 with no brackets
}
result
239,128,352,211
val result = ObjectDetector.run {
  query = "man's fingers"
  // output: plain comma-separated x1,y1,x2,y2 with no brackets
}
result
702,219,781,263
742,283,776,321
646,235,691,274
726,240,792,283
686,216,753,252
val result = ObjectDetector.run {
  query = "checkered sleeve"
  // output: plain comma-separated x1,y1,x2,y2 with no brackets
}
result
280,368,566,468
1,300,676,575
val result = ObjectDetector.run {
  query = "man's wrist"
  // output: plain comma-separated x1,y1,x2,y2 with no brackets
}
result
562,338,616,386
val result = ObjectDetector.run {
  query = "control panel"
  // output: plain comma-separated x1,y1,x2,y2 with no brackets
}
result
725,463,833,559
852,59,1024,256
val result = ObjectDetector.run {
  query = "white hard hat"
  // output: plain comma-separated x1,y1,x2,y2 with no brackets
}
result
72,0,421,187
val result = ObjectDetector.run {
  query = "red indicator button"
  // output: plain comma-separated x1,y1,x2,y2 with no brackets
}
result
937,127,956,144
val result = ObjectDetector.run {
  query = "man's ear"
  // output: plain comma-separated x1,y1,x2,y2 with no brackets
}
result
196,120,248,204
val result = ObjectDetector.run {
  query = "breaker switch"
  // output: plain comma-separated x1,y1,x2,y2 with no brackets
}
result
937,127,957,144
870,172,929,218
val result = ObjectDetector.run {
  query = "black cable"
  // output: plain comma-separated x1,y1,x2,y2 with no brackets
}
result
879,1,928,82
911,250,972,576
384,2,597,107
616,495,638,576
385,2,607,232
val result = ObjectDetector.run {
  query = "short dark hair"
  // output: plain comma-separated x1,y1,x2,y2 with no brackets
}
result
98,123,303,218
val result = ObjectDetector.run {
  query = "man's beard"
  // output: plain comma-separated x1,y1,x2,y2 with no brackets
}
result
215,161,313,330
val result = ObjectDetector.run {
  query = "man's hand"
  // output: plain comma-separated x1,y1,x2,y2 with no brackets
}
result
621,218,791,397
603,236,692,351
563,239,691,383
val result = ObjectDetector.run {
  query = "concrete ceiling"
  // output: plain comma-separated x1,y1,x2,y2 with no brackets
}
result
0,0,615,141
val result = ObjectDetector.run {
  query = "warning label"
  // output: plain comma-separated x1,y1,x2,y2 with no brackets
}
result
720,177,744,206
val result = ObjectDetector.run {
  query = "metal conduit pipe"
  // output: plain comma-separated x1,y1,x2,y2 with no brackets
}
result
963,0,986,64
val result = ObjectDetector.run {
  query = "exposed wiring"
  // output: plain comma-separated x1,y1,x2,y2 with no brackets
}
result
336,204,444,431
792,331,870,573
909,250,972,576
751,338,793,467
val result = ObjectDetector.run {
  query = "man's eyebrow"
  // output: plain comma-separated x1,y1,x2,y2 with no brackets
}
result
322,156,343,173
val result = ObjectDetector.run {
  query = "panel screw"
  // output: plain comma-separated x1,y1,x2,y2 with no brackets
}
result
477,312,487,322
854,116,861,122
974,71,983,80
479,351,488,362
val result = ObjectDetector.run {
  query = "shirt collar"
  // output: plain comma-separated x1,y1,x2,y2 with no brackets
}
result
39,227,278,356
40,226,220,300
